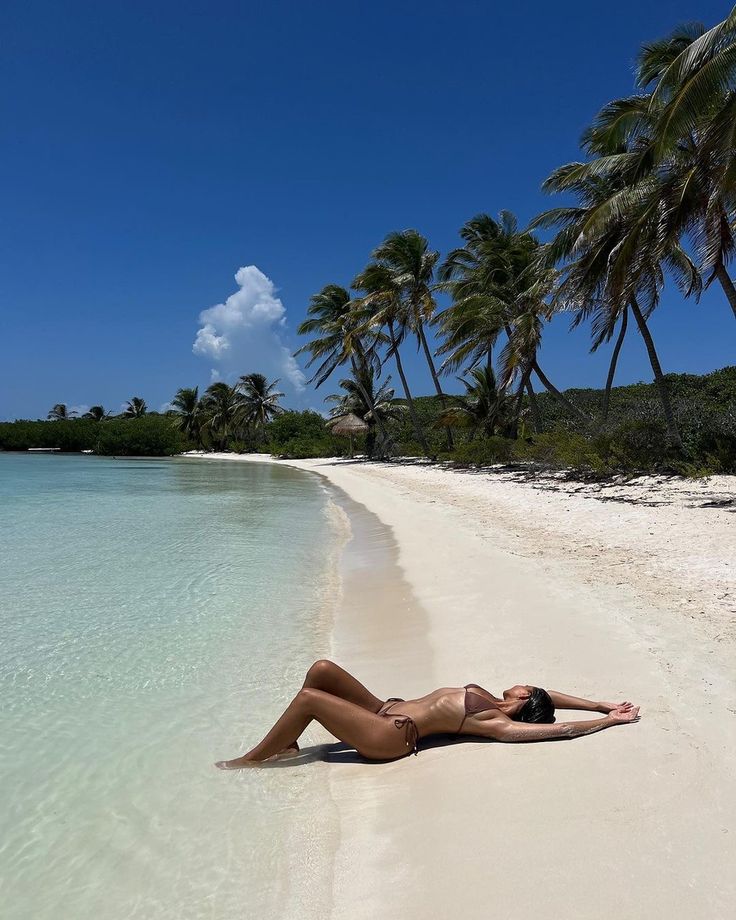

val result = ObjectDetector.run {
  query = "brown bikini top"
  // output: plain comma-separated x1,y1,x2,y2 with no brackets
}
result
456,683,498,734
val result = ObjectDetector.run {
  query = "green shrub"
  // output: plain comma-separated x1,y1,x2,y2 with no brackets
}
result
395,439,429,457
272,437,343,459
389,396,450,454
512,430,606,472
267,411,329,444
443,437,515,466
594,420,670,471
95,417,187,456
266,411,344,458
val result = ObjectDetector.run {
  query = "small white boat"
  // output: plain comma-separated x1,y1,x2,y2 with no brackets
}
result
81,449,94,454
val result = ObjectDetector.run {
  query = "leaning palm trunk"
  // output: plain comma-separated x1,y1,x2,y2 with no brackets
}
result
525,378,542,433
387,322,430,455
714,261,736,321
600,306,628,428
532,360,590,426
416,320,453,450
509,363,534,439
349,353,391,457
629,297,682,449
366,422,377,458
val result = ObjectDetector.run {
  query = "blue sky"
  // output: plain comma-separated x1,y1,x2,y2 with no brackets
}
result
2,0,734,420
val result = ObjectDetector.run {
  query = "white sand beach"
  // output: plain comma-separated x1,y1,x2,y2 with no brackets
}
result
192,454,735,920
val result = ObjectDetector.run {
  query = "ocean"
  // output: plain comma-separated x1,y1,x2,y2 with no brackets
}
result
0,453,342,919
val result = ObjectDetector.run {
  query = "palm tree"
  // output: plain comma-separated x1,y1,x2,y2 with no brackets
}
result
438,212,588,432
365,230,454,448
352,262,431,454
532,166,637,430
83,406,110,421
437,365,513,439
634,20,736,320
296,284,393,455
237,373,285,444
535,177,686,447
437,214,509,373
47,403,76,420
171,387,204,447
200,382,241,451
122,397,147,418
533,84,707,448
326,362,403,458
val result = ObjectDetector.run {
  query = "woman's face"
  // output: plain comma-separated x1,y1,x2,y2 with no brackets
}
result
503,684,533,701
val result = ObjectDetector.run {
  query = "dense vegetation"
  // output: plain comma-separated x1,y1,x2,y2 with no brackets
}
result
0,416,187,457
2,366,734,473
387,367,736,475
4,11,736,475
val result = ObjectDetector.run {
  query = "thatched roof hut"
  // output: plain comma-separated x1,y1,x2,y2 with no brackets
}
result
328,412,368,435
327,413,368,458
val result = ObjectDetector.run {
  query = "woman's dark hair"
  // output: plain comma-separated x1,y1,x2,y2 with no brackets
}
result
515,687,555,724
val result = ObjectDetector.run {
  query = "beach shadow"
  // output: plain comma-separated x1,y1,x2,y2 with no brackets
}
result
252,734,494,769
224,727,589,770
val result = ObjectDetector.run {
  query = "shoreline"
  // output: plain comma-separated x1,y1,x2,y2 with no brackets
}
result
186,452,735,920
188,453,437,918
320,474,436,918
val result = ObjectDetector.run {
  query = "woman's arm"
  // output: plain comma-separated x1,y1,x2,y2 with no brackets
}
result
548,690,635,714
483,707,640,743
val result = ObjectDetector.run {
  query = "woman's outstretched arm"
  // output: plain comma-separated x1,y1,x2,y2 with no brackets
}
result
547,690,635,714
481,706,640,743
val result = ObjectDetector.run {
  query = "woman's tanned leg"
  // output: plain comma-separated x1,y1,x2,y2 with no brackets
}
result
215,688,410,768
272,659,385,756
301,659,385,712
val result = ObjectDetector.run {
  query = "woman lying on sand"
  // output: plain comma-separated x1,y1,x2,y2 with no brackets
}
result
215,659,640,768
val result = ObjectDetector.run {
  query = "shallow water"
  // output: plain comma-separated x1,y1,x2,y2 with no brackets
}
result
0,454,339,919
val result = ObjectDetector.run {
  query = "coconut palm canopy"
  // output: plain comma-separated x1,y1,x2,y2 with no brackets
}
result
83,405,110,421
122,397,148,418
47,403,76,421
327,412,369,435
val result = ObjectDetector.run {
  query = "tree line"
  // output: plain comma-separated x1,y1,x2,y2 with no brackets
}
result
45,374,288,453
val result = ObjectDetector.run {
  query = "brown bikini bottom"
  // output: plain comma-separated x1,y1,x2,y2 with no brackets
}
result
377,697,419,756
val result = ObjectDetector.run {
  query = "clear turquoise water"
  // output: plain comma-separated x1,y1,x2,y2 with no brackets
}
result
0,454,339,919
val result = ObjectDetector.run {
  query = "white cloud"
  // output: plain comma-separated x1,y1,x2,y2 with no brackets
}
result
193,265,305,393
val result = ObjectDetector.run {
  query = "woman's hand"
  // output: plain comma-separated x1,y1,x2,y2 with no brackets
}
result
599,700,635,714
607,706,640,724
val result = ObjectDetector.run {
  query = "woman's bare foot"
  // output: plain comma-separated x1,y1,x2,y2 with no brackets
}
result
274,741,300,759
215,742,300,770
215,756,261,769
